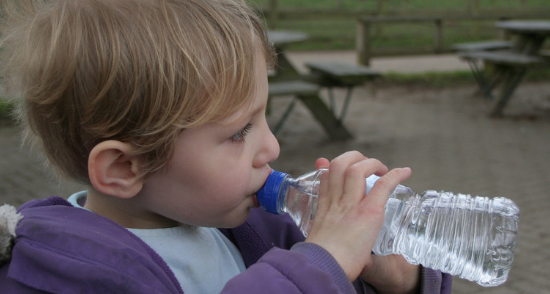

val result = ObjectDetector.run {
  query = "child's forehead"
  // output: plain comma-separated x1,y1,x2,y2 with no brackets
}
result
217,95,264,126
214,53,268,126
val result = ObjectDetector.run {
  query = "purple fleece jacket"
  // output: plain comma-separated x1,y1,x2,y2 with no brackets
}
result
0,196,451,294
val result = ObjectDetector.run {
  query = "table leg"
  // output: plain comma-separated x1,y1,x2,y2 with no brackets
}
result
467,59,493,98
515,34,545,55
490,67,528,117
485,64,507,98
296,93,353,140
272,98,297,134
467,60,508,100
274,50,301,79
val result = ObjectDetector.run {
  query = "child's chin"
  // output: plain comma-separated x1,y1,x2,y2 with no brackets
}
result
222,211,252,229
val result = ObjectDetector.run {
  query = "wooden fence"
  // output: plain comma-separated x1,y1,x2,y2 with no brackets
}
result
356,13,549,65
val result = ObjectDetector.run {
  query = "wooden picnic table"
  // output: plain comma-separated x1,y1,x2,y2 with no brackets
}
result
491,20,550,115
496,20,550,36
457,20,550,116
267,30,353,140
495,20,550,55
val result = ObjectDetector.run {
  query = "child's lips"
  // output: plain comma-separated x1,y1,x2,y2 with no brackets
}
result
251,167,272,208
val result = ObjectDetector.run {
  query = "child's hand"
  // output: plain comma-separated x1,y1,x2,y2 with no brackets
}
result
304,151,414,290
360,254,420,294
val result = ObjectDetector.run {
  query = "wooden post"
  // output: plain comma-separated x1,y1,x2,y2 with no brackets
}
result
467,0,480,15
434,18,443,53
356,20,371,66
376,0,384,16
498,16,512,40
267,0,278,28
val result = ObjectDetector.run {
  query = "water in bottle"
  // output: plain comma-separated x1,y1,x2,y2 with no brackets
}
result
256,169,519,287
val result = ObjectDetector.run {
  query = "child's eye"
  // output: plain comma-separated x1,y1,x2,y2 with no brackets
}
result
230,123,252,143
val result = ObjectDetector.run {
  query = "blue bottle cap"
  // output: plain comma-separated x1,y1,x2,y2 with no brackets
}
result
257,170,288,214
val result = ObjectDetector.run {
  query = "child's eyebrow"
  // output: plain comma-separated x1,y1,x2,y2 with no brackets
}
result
218,105,260,126
217,88,268,126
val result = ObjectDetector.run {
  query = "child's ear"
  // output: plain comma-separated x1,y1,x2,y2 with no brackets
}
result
88,140,144,199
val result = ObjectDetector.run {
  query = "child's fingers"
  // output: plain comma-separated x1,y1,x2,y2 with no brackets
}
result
315,157,330,216
317,168,330,213
341,158,389,205
307,151,413,281
325,151,368,203
315,157,330,170
363,167,412,208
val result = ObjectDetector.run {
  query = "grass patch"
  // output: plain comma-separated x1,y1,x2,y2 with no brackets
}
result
376,70,476,88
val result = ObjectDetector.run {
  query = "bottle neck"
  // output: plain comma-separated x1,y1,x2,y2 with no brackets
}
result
277,177,291,214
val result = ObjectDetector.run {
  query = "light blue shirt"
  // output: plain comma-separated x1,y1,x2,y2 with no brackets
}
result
68,191,246,294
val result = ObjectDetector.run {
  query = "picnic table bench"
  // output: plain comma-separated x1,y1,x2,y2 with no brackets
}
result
305,61,380,122
457,51,545,115
451,40,513,52
267,30,380,139
455,20,550,116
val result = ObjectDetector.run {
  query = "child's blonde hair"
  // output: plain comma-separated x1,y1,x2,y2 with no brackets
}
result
1,0,274,184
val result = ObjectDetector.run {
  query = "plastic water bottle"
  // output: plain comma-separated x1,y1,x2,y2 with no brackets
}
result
256,169,520,287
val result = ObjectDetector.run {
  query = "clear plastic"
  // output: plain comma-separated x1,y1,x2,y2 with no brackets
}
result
256,169,520,287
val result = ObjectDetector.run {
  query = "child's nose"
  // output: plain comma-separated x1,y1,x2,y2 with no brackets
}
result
253,124,280,167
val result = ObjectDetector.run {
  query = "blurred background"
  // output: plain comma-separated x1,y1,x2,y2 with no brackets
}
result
1,0,550,293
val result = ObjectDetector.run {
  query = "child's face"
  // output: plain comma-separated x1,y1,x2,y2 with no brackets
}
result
137,53,280,228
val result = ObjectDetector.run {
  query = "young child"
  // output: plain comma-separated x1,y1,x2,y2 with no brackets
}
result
0,0,451,293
